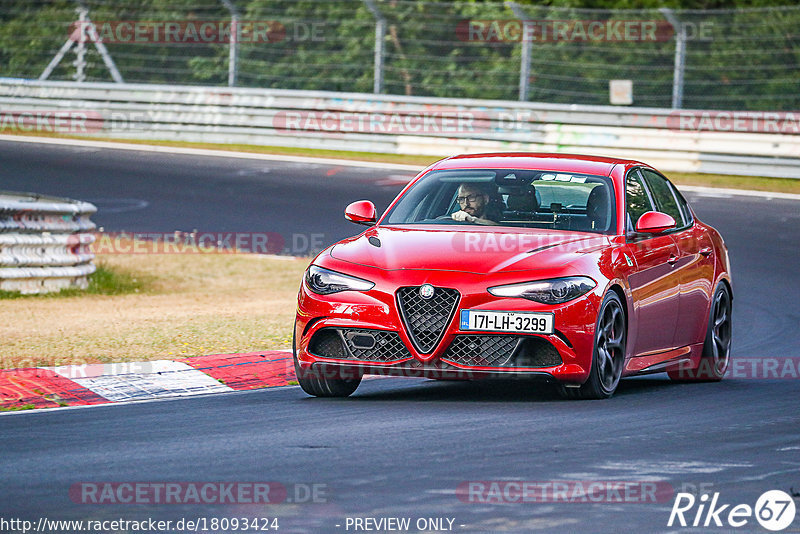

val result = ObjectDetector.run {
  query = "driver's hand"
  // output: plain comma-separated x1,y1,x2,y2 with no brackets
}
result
452,210,476,223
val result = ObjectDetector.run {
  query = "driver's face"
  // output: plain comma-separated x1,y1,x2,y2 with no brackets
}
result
457,186,488,217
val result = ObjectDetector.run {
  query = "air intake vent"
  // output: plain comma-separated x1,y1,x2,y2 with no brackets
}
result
308,328,411,363
442,335,521,367
396,286,460,354
442,335,562,368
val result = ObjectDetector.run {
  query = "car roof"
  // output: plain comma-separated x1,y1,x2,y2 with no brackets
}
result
430,153,645,176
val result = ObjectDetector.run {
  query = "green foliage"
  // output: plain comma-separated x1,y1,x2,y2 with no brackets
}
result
0,404,37,411
1,0,798,110
83,263,146,295
0,264,146,299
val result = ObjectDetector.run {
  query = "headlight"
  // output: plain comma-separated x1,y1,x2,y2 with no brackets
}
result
488,276,596,304
305,265,375,295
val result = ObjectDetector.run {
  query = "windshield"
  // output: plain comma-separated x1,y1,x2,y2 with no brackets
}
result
383,169,617,234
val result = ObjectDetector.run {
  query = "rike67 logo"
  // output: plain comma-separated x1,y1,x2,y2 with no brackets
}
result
668,490,796,531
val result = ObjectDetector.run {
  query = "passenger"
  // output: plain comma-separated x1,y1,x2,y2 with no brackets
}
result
451,183,502,226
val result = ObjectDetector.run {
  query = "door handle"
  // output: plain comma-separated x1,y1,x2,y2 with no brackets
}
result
699,247,713,257
668,254,679,265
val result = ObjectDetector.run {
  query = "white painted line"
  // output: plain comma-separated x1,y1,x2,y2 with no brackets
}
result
54,360,233,402
0,384,303,417
0,351,399,416
3,134,797,200
0,134,423,171
0,375,399,417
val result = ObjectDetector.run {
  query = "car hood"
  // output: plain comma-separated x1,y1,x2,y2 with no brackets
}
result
329,225,609,274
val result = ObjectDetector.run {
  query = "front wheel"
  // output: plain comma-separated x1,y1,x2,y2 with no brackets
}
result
669,282,732,382
293,325,362,397
559,292,626,400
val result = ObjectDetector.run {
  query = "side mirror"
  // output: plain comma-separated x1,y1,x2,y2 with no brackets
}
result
635,211,676,234
344,200,377,226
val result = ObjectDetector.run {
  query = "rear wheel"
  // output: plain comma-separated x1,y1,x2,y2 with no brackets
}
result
669,282,732,382
292,324,362,397
559,292,626,400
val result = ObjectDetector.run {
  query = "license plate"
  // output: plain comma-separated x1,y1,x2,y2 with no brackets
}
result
460,310,554,334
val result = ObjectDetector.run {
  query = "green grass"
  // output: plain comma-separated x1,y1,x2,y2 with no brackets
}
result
668,172,800,195
0,264,148,299
83,264,148,295
0,404,37,412
0,250,308,368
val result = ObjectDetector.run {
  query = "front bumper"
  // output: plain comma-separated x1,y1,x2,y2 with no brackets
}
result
308,361,560,383
295,270,600,385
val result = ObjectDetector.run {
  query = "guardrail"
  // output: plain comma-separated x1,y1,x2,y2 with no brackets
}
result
0,191,96,294
1,79,798,178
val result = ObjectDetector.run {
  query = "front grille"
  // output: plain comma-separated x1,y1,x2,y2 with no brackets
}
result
442,335,520,367
442,335,562,368
397,286,460,353
308,328,412,363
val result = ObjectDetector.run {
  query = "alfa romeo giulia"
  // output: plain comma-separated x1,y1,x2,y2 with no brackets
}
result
293,153,732,399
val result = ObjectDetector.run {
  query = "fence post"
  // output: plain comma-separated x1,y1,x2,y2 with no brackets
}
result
363,0,385,94
660,8,685,109
220,0,239,87
507,2,531,102
73,7,87,82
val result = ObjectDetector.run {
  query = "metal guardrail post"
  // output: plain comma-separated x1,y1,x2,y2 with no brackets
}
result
661,8,686,109
220,0,240,87
363,0,385,94
507,2,531,102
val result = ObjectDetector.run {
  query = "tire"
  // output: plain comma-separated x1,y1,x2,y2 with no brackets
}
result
668,282,732,382
292,324,362,397
559,292,626,400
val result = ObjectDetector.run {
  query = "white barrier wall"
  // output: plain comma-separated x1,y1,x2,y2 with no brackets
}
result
1,79,798,178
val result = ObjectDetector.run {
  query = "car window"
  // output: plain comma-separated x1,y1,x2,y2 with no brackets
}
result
382,169,617,234
669,181,694,226
625,170,654,232
640,169,686,228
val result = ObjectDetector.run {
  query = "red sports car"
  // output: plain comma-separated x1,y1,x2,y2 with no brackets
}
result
293,153,732,399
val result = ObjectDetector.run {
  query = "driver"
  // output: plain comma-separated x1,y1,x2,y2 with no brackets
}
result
451,183,501,225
